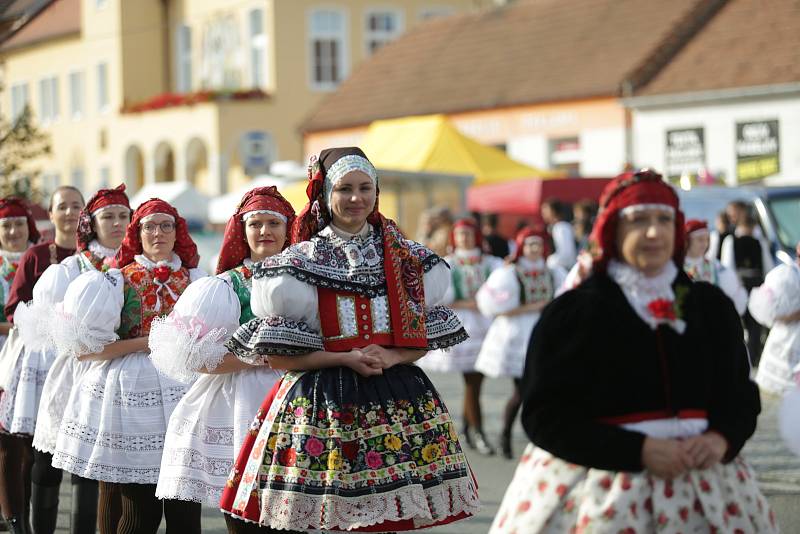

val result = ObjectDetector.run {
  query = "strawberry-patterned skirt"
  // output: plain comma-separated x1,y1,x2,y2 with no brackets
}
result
490,444,777,534
220,365,480,532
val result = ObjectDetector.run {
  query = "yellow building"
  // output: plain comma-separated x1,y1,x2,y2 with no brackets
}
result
0,0,490,197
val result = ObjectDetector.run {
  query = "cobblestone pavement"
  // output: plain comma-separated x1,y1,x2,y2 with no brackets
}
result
51,373,800,532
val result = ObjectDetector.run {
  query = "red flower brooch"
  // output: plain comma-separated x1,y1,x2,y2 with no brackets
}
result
647,299,677,321
153,264,172,283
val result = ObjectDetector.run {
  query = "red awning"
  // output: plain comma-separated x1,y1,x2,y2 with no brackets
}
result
467,177,612,216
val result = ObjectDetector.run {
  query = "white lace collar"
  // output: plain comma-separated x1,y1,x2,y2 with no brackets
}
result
518,257,545,271
323,222,372,241
453,247,482,260
88,240,117,259
0,248,25,262
134,253,182,271
608,259,685,333
243,257,255,269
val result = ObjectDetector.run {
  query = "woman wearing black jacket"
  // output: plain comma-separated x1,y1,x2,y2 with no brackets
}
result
490,169,776,533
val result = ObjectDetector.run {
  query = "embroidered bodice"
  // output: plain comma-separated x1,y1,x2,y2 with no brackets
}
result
684,256,718,284
447,249,498,301
117,259,191,339
220,260,254,325
515,258,555,304
239,224,461,353
0,250,22,320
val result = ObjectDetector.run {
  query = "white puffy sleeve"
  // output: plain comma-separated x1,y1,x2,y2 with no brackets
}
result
226,274,324,362
748,264,800,327
15,264,73,350
476,265,521,317
149,276,241,383
188,267,208,282
423,261,452,307
716,263,748,316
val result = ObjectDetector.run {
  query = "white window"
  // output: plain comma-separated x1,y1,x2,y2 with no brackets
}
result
364,9,403,55
175,24,192,92
308,8,348,90
96,62,108,111
249,8,267,87
419,6,455,20
69,71,85,119
10,82,29,122
71,168,85,191
99,166,110,188
38,76,59,123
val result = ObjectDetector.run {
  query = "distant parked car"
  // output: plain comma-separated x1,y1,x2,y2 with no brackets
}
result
678,185,800,265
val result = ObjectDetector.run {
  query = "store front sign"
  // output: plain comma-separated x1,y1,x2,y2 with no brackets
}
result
736,120,779,183
665,127,705,181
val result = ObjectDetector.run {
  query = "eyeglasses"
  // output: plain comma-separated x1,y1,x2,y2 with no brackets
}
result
141,222,176,235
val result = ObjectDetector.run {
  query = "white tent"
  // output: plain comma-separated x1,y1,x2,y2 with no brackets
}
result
207,174,307,224
130,181,209,224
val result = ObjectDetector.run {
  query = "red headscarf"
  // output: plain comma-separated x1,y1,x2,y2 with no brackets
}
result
0,197,40,244
512,225,550,263
684,219,708,237
113,198,199,269
76,184,131,251
449,218,482,251
590,169,684,272
216,186,296,274
293,147,427,348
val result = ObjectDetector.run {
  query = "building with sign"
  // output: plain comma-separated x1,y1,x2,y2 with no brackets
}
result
301,0,728,178
0,0,489,197
627,0,800,185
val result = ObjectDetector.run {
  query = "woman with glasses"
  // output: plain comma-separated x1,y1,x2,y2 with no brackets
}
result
51,199,205,534
490,170,775,533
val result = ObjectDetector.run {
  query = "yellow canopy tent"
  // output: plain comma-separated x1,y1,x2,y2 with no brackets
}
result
360,114,558,186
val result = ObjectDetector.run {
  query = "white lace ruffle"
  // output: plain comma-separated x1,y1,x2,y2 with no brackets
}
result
607,260,685,333
148,316,229,384
256,475,479,531
13,300,58,351
87,240,117,259
51,308,119,359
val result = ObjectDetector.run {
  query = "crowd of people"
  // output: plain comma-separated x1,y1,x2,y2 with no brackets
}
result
0,153,793,533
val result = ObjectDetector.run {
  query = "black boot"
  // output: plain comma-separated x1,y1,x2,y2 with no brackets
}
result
71,477,98,534
30,483,59,534
499,431,513,460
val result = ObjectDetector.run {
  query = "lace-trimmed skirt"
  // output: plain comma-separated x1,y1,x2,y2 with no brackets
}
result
0,346,56,436
490,444,777,534
32,353,93,453
475,312,541,379
220,365,480,532
417,309,490,373
51,351,189,484
156,367,282,505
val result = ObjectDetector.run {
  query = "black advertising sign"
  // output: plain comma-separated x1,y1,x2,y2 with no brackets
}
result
665,127,705,180
736,120,779,183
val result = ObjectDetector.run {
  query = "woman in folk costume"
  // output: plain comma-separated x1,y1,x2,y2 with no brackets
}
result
417,217,502,456
490,169,775,534
0,198,39,533
27,184,131,534
151,187,293,528
220,147,478,532
51,199,205,534
684,218,747,315
474,226,565,460
749,240,800,396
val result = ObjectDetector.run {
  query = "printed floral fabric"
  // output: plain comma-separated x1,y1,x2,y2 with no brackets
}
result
117,261,191,339
223,365,480,531
224,264,254,325
517,265,555,304
490,444,777,534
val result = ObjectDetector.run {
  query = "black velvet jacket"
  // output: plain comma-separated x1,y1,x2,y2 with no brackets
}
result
520,269,760,472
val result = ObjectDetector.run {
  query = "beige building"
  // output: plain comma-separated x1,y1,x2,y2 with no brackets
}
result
0,0,489,197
